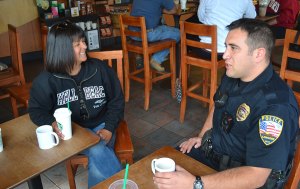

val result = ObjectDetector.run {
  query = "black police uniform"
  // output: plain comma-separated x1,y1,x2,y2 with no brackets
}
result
180,64,299,188
212,64,299,173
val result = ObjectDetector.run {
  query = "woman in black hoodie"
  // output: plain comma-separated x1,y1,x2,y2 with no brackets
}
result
28,21,124,188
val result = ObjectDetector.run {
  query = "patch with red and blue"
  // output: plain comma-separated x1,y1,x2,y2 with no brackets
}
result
259,115,283,146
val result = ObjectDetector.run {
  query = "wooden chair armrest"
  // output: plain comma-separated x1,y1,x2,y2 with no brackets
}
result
115,120,134,154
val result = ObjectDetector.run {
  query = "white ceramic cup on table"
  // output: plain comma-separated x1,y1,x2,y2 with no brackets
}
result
36,125,59,150
53,108,72,140
151,157,176,174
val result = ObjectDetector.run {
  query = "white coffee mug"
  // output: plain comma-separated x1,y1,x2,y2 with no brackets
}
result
36,125,59,150
151,157,176,174
54,108,72,140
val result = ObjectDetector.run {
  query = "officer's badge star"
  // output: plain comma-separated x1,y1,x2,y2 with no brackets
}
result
236,103,250,122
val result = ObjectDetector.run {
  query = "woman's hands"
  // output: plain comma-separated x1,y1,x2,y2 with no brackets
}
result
96,129,112,143
52,121,64,139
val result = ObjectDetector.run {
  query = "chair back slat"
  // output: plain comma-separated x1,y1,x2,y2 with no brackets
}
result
88,50,124,92
280,29,300,113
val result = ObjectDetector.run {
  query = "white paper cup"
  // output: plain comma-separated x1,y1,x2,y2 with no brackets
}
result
151,157,175,174
259,6,267,17
180,0,187,10
108,179,138,189
36,125,59,150
53,108,72,140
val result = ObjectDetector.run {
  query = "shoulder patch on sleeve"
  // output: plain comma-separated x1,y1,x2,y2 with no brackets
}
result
259,115,283,146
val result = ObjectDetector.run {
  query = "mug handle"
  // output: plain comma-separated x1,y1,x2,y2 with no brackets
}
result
151,159,157,174
51,132,59,146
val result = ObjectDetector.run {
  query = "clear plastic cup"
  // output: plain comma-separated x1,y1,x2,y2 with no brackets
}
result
108,179,138,189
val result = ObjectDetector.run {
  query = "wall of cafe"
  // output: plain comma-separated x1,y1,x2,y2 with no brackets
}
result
0,0,42,57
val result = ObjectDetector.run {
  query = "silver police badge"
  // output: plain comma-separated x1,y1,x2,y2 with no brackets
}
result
236,103,250,122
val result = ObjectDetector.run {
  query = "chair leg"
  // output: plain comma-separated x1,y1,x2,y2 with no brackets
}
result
10,96,19,118
180,61,188,123
144,55,151,111
116,57,124,91
124,51,130,102
209,67,218,110
170,44,176,98
66,159,78,189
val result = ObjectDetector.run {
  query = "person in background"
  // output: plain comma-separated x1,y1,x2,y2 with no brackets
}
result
264,0,300,39
186,0,256,59
130,0,180,72
153,18,299,189
28,21,124,188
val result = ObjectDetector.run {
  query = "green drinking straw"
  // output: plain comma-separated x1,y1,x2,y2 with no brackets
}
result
67,102,70,110
122,164,129,189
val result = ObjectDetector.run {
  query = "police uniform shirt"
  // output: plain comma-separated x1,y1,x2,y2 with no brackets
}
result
212,64,299,171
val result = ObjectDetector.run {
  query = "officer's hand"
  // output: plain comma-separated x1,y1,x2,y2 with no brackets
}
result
178,137,202,154
52,121,64,139
153,165,195,189
96,129,112,143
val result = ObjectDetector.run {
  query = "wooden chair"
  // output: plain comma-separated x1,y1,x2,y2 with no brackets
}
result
279,29,300,105
0,24,26,100
119,15,176,111
279,28,300,189
7,83,32,118
66,120,134,189
179,21,225,123
285,141,300,189
88,50,124,90
65,50,134,189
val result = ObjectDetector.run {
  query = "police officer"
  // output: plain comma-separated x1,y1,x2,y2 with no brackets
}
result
153,18,299,189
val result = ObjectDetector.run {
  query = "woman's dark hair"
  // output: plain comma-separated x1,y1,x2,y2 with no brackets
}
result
226,18,275,60
45,21,86,74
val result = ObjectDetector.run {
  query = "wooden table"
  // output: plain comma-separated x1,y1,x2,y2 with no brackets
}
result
256,14,278,22
164,5,197,28
0,114,100,189
92,146,216,189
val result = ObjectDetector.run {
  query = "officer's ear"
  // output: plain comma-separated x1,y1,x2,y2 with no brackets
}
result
252,47,266,64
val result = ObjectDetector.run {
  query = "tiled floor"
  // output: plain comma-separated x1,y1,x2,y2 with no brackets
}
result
1,54,208,189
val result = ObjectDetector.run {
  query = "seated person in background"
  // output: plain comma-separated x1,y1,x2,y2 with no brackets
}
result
186,0,256,59
153,18,299,189
130,0,180,72
264,0,300,39
28,21,124,188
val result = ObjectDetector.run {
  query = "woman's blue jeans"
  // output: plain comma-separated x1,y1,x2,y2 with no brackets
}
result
83,123,122,188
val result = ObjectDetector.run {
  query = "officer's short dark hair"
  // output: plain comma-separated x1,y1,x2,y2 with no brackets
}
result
46,21,86,74
226,18,275,60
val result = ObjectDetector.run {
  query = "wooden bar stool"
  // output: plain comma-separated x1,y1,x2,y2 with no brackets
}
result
119,15,176,111
278,28,300,189
179,21,225,123
279,28,300,104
